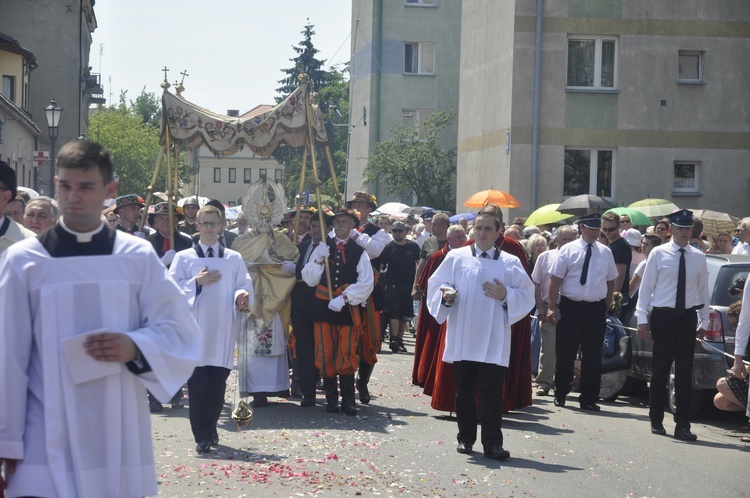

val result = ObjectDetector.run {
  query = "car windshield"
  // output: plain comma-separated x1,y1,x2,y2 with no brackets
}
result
711,267,749,307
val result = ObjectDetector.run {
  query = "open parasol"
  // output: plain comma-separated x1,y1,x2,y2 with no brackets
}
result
463,190,520,209
557,194,614,216
628,198,679,218
604,207,653,227
524,203,574,226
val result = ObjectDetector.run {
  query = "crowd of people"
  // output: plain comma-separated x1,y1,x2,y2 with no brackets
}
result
1,139,749,496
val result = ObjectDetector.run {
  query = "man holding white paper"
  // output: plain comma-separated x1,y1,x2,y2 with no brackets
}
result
0,140,201,498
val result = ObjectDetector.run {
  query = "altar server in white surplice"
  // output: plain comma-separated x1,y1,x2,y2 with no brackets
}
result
428,212,534,462
0,140,201,498
169,205,253,454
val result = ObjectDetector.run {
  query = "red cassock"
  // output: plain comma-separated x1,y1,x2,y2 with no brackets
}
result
424,234,533,413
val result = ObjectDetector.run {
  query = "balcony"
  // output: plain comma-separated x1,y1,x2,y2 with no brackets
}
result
83,72,104,95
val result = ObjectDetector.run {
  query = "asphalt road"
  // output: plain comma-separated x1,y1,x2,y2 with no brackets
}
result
151,335,749,497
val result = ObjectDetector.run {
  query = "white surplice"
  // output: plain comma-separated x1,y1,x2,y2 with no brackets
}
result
169,247,253,368
427,246,535,367
0,233,201,498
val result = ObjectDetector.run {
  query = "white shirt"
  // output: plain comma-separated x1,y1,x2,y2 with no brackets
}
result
415,229,432,249
550,238,618,302
630,258,648,297
301,239,375,306
635,241,710,327
732,242,750,255
734,287,750,356
354,225,390,258
531,248,557,303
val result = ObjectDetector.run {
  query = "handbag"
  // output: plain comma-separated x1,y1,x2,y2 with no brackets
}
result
601,316,631,373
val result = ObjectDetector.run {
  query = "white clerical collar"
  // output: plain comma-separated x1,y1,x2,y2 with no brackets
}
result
59,217,106,243
199,241,220,255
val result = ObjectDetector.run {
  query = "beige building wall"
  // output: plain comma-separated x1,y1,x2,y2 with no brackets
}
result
457,0,750,218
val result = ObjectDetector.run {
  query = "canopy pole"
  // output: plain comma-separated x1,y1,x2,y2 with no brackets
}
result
292,141,310,243
165,125,176,250
139,146,166,232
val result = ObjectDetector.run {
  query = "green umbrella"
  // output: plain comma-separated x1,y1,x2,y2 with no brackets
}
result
524,203,574,226
628,198,679,218
605,207,653,226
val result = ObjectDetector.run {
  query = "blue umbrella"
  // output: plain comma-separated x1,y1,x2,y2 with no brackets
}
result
450,213,477,223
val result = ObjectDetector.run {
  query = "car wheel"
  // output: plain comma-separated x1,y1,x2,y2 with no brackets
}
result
667,363,705,417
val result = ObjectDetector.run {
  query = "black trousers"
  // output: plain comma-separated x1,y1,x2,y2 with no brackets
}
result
292,316,318,400
649,307,698,428
453,360,506,449
555,297,607,404
187,365,230,442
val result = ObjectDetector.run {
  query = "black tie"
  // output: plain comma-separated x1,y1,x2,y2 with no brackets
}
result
307,242,319,264
480,252,489,259
676,248,686,313
207,247,214,258
580,243,592,285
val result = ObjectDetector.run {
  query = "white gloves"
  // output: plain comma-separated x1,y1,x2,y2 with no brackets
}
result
349,229,360,241
160,249,176,266
313,242,330,262
281,260,297,275
328,295,346,312
133,231,146,238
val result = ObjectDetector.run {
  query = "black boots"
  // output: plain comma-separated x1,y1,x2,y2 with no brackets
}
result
323,377,339,413
339,374,357,416
357,361,374,404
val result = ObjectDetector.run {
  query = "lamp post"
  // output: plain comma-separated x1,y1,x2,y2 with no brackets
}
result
44,98,63,197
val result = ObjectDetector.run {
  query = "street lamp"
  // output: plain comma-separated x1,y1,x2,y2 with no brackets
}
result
44,98,63,197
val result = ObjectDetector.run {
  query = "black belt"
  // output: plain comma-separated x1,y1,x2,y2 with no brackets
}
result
653,305,704,314
560,296,604,306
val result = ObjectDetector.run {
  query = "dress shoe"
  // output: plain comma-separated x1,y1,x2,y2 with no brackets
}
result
300,397,316,407
196,440,212,454
341,398,357,416
484,445,510,461
149,397,164,413
579,402,601,412
650,423,667,436
674,427,698,442
553,396,566,407
456,442,473,454
325,402,339,413
535,387,549,396
251,395,268,408
389,340,399,353
210,433,219,446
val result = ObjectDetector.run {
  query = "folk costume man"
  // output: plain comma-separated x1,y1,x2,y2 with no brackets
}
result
291,213,331,407
346,191,389,404
0,160,35,254
427,212,535,460
169,205,253,454
302,206,374,415
178,196,201,236
547,214,618,412
0,140,200,497
145,202,194,268
636,209,710,441
416,225,467,413
113,193,151,237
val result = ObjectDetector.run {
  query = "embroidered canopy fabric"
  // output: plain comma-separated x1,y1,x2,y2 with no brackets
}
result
161,82,328,157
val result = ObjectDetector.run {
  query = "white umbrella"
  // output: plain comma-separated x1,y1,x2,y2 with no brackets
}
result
18,186,39,199
177,196,210,208
376,202,410,216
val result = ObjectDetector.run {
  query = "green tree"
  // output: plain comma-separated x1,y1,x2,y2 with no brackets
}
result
90,91,188,198
364,110,457,211
273,21,349,207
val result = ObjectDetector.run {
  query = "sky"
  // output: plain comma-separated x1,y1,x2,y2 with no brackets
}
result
91,1,353,114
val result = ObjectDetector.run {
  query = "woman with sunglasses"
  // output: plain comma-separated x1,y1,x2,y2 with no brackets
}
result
654,218,670,244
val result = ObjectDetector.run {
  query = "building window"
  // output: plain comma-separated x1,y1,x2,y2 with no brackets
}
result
405,0,436,5
404,42,436,75
229,168,236,183
678,51,704,84
274,169,282,182
403,109,435,139
259,168,267,181
567,37,617,90
564,148,614,198
1,75,15,101
244,168,252,183
674,162,699,193
213,167,221,183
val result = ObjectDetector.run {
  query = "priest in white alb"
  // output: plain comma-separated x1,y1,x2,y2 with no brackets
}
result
427,212,534,461
0,140,201,498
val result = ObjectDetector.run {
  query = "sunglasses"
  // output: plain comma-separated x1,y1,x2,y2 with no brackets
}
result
600,226,618,232
656,227,668,231
620,219,631,223
392,229,405,233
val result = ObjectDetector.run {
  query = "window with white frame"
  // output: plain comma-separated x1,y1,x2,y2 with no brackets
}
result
228,168,236,183
404,42,435,75
402,109,434,139
678,51,704,83
673,162,699,193
244,168,252,183
259,168,267,181
567,37,617,90
405,0,436,5
563,148,614,198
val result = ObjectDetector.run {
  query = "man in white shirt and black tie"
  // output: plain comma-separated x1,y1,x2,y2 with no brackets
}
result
547,214,618,412
635,209,709,441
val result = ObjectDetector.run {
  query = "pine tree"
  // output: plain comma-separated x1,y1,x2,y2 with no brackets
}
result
275,21,330,103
